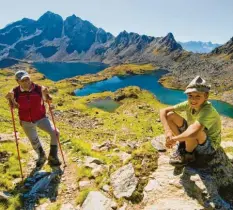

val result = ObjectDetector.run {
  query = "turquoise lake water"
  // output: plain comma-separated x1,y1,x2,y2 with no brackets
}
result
75,70,233,118
33,62,108,81
33,63,233,118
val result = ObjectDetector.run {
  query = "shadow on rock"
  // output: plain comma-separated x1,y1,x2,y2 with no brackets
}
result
22,166,63,210
179,147,233,209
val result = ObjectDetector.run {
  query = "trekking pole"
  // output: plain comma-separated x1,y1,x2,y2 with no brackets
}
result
47,101,66,166
10,106,24,180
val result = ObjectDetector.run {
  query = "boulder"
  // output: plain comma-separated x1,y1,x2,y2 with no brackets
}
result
110,163,138,198
81,191,117,210
151,135,166,152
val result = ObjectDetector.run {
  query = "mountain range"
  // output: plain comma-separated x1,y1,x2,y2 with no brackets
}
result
0,11,183,65
179,41,221,53
0,11,233,93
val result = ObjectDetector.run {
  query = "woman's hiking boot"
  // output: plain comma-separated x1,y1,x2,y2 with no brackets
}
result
36,146,47,167
48,145,61,166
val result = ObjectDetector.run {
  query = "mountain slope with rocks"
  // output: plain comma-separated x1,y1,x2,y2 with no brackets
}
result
0,65,233,209
160,37,233,97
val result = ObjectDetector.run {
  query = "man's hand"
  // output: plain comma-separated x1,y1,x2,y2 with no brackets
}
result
8,100,19,109
42,87,52,103
166,138,176,148
5,92,19,109
45,94,52,103
165,130,176,148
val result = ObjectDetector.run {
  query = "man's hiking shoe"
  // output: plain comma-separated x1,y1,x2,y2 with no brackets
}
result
36,147,47,167
170,146,185,159
48,156,61,166
169,151,196,167
48,145,61,166
36,155,47,167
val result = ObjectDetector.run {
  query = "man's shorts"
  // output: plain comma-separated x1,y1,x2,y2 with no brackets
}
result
178,119,216,155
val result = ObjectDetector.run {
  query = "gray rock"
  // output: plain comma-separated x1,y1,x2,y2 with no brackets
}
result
151,135,166,152
102,185,110,193
221,141,233,148
226,153,233,162
127,141,139,149
119,203,128,210
83,156,105,169
12,178,22,186
84,156,104,165
168,179,183,189
113,148,120,152
145,198,201,210
79,181,92,190
81,191,117,210
91,165,107,177
0,133,16,142
144,206,157,210
144,179,160,192
91,144,101,152
60,203,76,210
117,152,132,163
0,191,12,201
110,163,138,198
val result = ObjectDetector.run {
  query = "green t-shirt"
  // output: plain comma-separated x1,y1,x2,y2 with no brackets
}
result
174,101,221,149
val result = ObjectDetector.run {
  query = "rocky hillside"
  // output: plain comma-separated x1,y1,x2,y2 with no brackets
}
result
0,11,182,65
159,36,233,97
211,37,233,58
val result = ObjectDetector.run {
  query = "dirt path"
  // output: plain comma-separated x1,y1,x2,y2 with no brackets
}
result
20,137,79,209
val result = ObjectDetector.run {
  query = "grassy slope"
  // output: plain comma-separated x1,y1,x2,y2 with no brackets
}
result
0,63,161,208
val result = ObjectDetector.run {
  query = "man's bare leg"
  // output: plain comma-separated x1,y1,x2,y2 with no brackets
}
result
166,112,185,136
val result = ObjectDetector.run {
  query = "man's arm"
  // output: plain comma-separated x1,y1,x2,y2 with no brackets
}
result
172,121,204,142
160,107,177,148
42,86,52,103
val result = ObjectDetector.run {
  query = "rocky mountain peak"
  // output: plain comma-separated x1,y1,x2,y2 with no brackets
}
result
64,14,82,25
95,28,113,43
157,32,182,52
36,11,63,41
37,11,63,24
166,32,175,40
116,30,129,39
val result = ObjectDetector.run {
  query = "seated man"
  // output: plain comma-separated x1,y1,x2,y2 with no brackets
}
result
160,76,221,166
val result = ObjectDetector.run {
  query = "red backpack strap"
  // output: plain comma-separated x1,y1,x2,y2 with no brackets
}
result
34,84,43,98
13,86,20,102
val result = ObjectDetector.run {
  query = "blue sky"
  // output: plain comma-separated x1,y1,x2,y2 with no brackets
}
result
1,0,232,44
